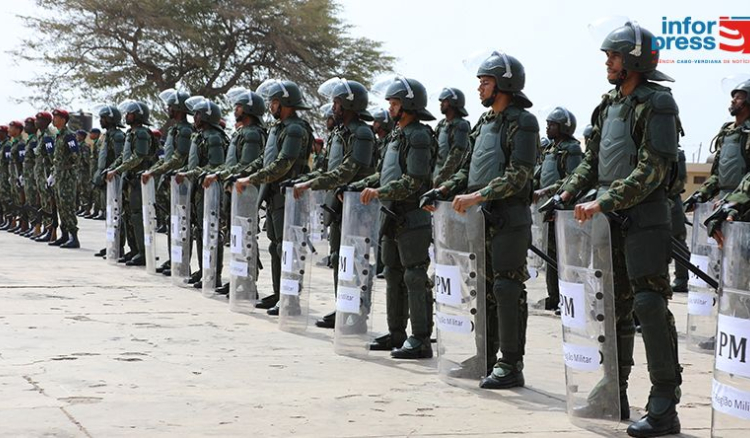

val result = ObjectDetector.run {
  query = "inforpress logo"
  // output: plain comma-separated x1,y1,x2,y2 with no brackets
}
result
655,16,750,53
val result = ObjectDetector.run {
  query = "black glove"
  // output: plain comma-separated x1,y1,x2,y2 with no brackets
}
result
419,188,444,209
280,179,298,189
538,193,564,221
683,192,703,213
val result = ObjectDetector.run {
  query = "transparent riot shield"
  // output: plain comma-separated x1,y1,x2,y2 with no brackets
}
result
433,201,487,385
686,202,720,354
711,222,750,436
309,191,329,248
528,202,548,308
555,211,620,428
229,185,259,314
141,177,158,274
170,177,193,288
105,175,123,265
201,181,222,297
333,192,381,358
278,188,313,333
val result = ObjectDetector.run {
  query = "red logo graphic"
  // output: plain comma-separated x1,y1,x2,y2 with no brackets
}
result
720,16,750,53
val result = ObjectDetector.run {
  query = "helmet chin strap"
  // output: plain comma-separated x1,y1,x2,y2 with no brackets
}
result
392,107,404,123
610,69,629,87
481,90,498,108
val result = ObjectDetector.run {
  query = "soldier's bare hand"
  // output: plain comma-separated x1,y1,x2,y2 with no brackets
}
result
293,182,311,200
141,172,151,184
452,192,483,215
360,188,379,205
175,173,186,184
203,174,218,189
560,191,573,203
574,200,601,224
235,177,250,194
106,171,116,182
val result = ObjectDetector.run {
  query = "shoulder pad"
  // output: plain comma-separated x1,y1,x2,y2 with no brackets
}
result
650,91,678,115
207,131,224,148
516,111,539,132
407,125,432,148
562,139,582,155
112,130,125,141
504,106,522,121
178,124,193,137
242,127,261,143
455,119,470,133
353,123,375,141
284,122,305,139
436,119,447,130
135,128,151,140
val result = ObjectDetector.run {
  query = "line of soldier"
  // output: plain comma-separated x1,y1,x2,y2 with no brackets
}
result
6,20,750,438
0,110,87,248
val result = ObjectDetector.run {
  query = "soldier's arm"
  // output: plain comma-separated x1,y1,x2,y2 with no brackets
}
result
378,128,431,201
434,120,470,187
440,155,470,195
310,126,374,190
349,172,380,191
150,125,192,176
246,123,305,184
724,171,750,206
295,168,324,183
114,129,150,173
540,141,583,197
695,153,720,200
219,155,262,179
597,94,678,212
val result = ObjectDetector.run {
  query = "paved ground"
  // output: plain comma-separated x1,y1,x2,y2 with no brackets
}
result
0,216,715,437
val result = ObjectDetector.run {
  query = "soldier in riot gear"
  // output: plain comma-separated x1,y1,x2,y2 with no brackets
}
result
433,87,471,187
292,78,376,329
430,52,539,387
668,148,689,292
203,88,267,293
685,79,750,210
350,76,436,359
533,107,582,311
107,101,159,265
93,106,126,257
559,22,683,437
234,80,313,315
175,97,229,289
142,89,194,275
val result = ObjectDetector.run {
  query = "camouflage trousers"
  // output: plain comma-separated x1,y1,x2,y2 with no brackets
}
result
35,160,55,227
77,164,92,209
55,169,78,233
23,163,40,224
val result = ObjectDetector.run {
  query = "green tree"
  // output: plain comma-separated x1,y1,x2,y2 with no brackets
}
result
13,0,393,117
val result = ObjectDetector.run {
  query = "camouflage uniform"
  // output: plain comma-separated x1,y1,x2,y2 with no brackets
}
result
148,119,194,260
240,115,312,303
77,140,92,211
36,126,59,230
352,120,435,348
695,119,750,200
0,137,11,219
562,82,683,414
297,119,375,297
8,136,26,222
432,117,470,187
113,124,159,261
89,136,103,214
181,126,228,279
23,132,40,224
443,106,538,371
52,125,80,234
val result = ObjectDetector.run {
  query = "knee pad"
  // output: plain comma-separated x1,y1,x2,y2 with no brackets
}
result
403,265,428,291
633,291,666,323
493,278,524,307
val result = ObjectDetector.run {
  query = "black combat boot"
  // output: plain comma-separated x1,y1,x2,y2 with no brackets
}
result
49,230,69,246
60,232,80,249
